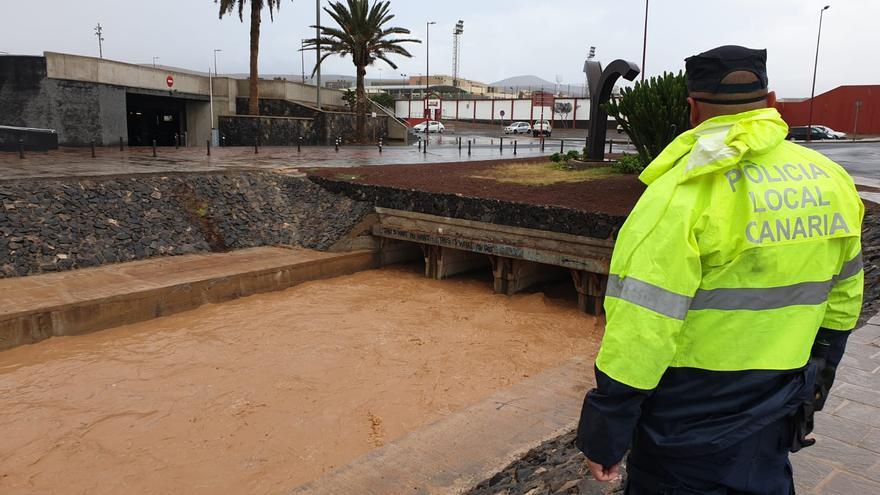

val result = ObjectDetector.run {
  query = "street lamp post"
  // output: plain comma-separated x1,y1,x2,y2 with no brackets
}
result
426,21,436,121
316,0,322,109
807,5,831,143
152,56,159,69
640,0,648,82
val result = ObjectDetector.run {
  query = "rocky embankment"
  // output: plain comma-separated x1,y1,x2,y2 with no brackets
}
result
0,172,371,278
466,200,880,495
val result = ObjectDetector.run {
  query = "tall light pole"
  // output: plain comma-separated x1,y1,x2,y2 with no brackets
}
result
152,56,159,69
213,49,222,76
94,23,104,59
640,0,648,82
807,5,831,143
316,0,322,109
426,21,436,119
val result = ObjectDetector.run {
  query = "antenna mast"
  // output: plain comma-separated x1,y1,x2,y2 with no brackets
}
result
452,20,464,87
94,23,104,59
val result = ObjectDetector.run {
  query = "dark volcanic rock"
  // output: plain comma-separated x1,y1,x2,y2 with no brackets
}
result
465,431,625,495
0,172,371,279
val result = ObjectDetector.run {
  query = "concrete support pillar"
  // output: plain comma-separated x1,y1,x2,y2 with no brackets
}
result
490,256,566,296
421,245,486,280
570,270,608,315
378,239,422,267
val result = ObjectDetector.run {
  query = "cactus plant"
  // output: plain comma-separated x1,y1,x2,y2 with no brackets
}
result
603,71,689,170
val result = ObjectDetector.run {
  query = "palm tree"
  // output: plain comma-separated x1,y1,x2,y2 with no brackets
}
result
217,0,285,116
305,0,419,142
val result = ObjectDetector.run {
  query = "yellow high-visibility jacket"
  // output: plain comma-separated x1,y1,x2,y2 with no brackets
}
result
597,107,864,390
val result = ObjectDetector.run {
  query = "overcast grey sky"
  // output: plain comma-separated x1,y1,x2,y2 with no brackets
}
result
2,0,878,97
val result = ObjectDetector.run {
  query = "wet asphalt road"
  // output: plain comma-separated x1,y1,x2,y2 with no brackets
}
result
804,141,880,179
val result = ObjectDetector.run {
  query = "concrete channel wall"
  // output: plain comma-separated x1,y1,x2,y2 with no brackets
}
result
0,172,373,279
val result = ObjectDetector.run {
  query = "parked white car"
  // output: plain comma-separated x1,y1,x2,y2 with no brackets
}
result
532,120,552,137
412,121,445,133
814,125,846,139
504,122,532,134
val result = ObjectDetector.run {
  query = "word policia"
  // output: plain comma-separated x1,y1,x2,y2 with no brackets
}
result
724,161,851,245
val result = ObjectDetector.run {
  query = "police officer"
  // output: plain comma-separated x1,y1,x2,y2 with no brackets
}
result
576,45,864,494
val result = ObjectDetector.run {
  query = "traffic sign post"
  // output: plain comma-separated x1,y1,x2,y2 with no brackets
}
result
166,75,174,88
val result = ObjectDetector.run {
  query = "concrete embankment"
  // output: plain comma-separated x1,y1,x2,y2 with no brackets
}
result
0,247,380,350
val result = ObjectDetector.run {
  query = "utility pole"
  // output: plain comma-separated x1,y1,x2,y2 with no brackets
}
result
807,5,831,143
94,23,104,59
316,0,322,109
640,0,648,82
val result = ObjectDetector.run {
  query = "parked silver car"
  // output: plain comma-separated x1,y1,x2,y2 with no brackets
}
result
504,122,532,134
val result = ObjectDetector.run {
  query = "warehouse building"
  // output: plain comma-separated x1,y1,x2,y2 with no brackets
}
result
0,52,354,147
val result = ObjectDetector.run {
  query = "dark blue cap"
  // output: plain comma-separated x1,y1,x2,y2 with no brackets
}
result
685,45,768,94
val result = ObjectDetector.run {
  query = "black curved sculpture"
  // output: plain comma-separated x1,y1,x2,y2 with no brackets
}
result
587,59,640,161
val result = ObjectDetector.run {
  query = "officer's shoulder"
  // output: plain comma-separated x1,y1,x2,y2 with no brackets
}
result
777,140,848,175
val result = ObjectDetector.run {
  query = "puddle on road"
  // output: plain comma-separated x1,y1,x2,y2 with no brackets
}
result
0,265,602,494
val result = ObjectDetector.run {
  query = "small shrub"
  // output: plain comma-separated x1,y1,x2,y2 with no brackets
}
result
612,154,646,174
549,152,563,163
566,149,581,161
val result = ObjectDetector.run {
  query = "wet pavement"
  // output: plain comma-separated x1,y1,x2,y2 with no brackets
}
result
0,135,874,183
0,134,588,182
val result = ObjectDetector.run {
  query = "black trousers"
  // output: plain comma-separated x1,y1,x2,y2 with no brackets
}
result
625,419,795,495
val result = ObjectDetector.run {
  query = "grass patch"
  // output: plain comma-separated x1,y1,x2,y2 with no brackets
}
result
470,162,616,186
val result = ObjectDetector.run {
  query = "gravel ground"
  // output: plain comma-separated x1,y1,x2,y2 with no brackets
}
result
466,200,880,495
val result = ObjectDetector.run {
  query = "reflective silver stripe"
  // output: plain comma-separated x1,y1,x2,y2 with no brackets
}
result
606,274,692,320
610,251,862,316
690,280,834,312
836,251,863,281
690,252,861,311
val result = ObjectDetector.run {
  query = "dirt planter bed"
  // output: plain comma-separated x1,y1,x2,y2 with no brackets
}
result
308,161,645,240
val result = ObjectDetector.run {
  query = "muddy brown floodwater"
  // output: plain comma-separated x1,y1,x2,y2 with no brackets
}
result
0,265,603,495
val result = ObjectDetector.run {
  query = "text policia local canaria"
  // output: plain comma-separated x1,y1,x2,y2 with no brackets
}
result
725,162,850,245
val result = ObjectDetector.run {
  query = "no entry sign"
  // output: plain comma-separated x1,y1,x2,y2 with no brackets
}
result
166,75,174,88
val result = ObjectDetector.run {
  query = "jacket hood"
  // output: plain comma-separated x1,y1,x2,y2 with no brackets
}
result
638,107,788,185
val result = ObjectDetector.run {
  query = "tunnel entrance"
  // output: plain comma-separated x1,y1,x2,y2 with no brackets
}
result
126,93,187,146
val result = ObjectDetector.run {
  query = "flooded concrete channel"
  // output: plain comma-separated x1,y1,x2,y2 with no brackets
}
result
0,264,602,494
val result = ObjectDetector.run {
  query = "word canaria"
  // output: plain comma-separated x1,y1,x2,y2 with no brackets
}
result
746,213,850,244
725,162,829,193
